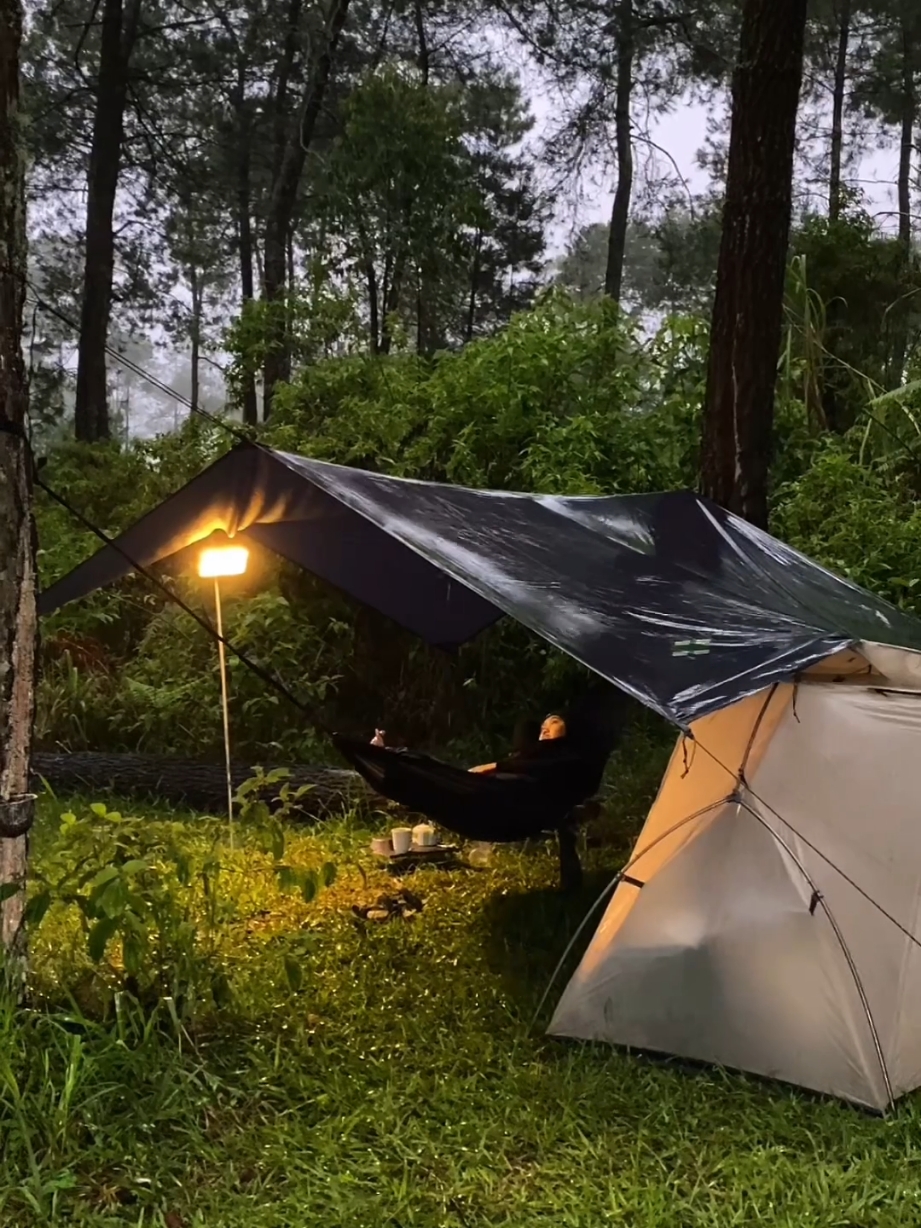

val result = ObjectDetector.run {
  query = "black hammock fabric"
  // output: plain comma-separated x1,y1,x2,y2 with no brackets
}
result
332,736,607,842
39,440,921,727
333,686,632,840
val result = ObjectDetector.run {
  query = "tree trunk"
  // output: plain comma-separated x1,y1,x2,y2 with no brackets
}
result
286,225,296,294
889,18,914,388
73,0,141,443
31,752,372,819
379,247,407,355
366,261,380,354
699,0,808,529
822,0,852,429
604,0,634,302
189,265,202,416
465,229,483,343
0,0,37,954
234,70,259,427
262,0,352,417
828,0,850,221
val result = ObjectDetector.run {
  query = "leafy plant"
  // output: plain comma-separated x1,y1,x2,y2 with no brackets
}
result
236,767,338,930
29,802,227,1013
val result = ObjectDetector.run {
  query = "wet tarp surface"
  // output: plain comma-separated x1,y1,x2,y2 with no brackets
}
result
40,441,921,726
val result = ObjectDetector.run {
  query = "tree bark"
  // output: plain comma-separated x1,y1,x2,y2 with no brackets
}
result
0,0,37,953
604,0,634,302
73,0,141,443
262,0,352,417
699,0,808,529
828,0,850,221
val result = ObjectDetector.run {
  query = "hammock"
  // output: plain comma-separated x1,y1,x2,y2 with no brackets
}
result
332,687,630,845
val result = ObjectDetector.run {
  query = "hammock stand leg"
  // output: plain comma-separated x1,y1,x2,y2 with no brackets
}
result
557,819,582,892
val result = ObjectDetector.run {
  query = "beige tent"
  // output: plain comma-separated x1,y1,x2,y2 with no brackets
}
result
550,643,921,1111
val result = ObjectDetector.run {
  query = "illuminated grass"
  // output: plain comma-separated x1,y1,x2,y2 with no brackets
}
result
4,785,920,1227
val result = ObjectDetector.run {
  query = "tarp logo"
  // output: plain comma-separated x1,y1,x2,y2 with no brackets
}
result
673,639,712,657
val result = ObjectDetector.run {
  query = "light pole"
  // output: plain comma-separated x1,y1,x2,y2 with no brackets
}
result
198,543,249,846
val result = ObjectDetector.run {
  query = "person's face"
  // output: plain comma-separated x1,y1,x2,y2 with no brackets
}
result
539,715,566,741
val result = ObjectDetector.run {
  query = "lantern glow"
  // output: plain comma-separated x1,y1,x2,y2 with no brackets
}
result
198,545,249,579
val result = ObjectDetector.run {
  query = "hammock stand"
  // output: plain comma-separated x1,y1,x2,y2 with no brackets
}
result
332,716,619,889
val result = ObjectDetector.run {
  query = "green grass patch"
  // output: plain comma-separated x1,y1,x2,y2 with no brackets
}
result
4,774,921,1227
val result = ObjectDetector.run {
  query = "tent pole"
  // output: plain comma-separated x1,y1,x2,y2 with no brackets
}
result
213,577,235,848
737,798,894,1111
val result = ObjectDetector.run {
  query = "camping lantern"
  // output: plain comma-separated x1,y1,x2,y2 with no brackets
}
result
197,541,249,844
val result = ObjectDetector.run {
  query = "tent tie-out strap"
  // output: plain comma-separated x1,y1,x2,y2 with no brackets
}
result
35,476,334,741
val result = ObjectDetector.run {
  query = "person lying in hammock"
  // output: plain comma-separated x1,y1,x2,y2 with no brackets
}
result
468,713,567,774
344,687,629,890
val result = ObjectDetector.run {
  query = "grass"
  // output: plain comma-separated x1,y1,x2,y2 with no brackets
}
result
5,739,921,1227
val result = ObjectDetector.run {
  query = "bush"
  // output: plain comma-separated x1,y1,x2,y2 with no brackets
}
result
773,439,921,617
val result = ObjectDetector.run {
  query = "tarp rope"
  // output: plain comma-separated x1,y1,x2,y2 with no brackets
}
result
35,475,334,741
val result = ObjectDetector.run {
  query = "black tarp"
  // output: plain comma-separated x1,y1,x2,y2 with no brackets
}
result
39,440,921,727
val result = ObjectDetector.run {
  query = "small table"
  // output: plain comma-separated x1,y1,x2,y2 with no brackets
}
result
374,843,461,872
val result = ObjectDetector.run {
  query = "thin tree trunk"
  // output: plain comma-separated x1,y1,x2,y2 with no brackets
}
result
262,0,352,417
189,265,202,415
699,0,808,529
234,67,258,427
604,0,634,302
0,0,38,954
828,0,850,221
379,247,407,355
890,19,914,387
414,0,429,86
73,0,140,443
366,261,380,354
287,226,296,295
899,27,913,252
822,0,852,430
465,229,483,343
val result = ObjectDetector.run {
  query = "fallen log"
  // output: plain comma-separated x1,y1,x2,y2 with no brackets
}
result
31,751,379,819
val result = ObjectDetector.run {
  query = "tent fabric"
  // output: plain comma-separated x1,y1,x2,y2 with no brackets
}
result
549,675,921,1111
39,439,921,726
